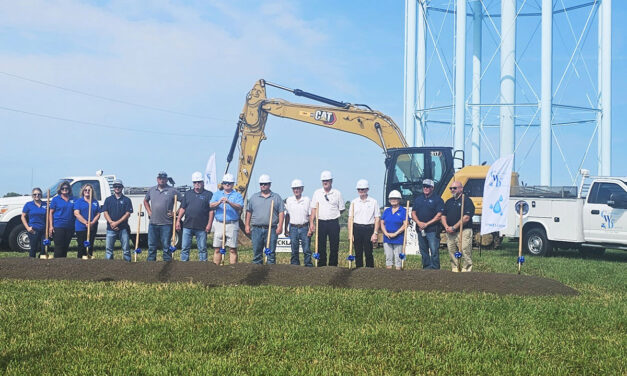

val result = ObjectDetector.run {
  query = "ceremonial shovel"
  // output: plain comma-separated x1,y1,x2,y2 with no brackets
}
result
41,189,51,259
400,200,410,270
168,195,178,256
134,204,143,262
346,204,354,268
263,200,274,264
82,193,93,260
219,202,227,265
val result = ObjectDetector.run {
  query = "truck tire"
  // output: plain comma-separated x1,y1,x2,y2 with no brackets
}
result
8,224,30,253
523,227,550,256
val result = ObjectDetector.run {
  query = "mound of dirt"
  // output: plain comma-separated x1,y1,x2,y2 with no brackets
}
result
0,258,577,296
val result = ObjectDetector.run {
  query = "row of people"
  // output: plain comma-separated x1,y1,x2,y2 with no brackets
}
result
21,170,474,271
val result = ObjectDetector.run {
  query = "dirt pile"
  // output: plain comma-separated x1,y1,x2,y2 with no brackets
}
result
0,258,577,296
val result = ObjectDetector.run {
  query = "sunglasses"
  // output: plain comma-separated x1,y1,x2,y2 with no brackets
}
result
324,194,329,201
222,182,233,185
422,185,433,188
357,188,367,192
32,193,42,197
113,185,123,189
450,187,460,191
61,187,70,191
193,181,203,184
260,183,270,186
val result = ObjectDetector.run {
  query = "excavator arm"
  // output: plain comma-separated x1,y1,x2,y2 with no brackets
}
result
227,79,408,198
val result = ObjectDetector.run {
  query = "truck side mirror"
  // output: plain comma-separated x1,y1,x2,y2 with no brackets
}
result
608,193,627,209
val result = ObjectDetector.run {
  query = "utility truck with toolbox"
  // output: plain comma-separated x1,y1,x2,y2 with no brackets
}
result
501,172,627,256
0,171,187,253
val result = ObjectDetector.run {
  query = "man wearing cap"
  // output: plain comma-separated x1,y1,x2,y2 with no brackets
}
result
441,181,475,272
310,170,345,267
348,179,380,268
411,178,445,269
102,179,133,261
209,173,244,265
245,174,284,264
284,179,312,266
144,171,177,261
176,172,213,262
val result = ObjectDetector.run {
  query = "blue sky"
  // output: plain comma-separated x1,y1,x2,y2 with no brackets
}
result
0,0,624,202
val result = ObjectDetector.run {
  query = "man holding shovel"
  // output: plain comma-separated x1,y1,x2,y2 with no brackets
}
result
144,171,177,261
209,173,244,265
245,174,284,264
102,179,133,261
284,179,312,266
348,179,380,268
411,179,444,269
310,170,345,267
177,172,213,262
441,181,475,272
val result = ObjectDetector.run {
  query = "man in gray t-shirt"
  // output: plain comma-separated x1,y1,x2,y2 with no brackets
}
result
144,171,177,261
245,174,284,264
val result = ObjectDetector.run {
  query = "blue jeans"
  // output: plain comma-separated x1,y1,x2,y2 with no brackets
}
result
180,228,208,261
251,226,277,264
106,228,131,262
289,226,312,266
148,224,173,261
27,229,44,258
418,231,440,269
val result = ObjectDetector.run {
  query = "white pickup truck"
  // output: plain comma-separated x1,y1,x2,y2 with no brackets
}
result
500,175,627,256
0,172,187,252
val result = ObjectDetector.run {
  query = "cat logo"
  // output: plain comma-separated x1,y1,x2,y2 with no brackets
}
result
314,110,336,125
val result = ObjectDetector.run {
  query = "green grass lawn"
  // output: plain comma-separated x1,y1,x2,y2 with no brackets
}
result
1,236,625,375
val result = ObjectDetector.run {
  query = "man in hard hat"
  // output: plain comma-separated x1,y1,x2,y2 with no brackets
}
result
209,173,244,264
348,179,380,268
411,178,445,269
284,179,312,266
176,172,213,262
144,171,177,261
102,179,133,261
245,174,284,264
310,170,345,266
441,181,475,272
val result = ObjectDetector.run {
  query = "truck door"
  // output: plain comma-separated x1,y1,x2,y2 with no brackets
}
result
583,181,627,243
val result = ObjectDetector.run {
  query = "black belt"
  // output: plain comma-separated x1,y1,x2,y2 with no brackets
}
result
290,223,308,228
354,223,375,228
319,218,339,223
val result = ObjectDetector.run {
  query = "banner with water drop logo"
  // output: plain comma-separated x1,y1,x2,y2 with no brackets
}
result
480,154,514,235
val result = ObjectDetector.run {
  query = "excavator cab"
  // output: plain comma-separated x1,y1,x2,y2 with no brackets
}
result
384,147,456,205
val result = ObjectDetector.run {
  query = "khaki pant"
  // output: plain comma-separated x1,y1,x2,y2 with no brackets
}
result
446,228,473,272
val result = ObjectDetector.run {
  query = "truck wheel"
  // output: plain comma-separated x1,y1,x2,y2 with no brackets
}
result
524,227,550,256
8,224,30,253
579,247,605,258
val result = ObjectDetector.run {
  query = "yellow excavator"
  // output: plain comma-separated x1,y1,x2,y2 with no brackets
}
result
224,79,512,246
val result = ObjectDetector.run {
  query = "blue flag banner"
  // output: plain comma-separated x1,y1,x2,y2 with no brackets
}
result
480,154,514,235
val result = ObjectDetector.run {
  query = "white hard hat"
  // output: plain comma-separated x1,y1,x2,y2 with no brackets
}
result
191,171,203,182
222,173,235,183
356,179,369,189
259,174,272,184
388,190,402,199
423,178,434,187
291,179,304,188
320,170,333,180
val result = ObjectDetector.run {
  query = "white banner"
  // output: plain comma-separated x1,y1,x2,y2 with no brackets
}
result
480,154,514,235
204,153,218,193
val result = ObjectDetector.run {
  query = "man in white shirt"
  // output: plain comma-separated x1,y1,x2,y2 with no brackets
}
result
349,179,380,268
309,170,345,266
284,179,312,266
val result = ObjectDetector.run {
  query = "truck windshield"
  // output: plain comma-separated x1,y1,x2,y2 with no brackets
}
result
43,179,73,198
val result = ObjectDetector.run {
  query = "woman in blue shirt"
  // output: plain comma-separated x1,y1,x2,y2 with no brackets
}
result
21,187,47,258
380,190,408,270
50,181,75,258
74,184,100,259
